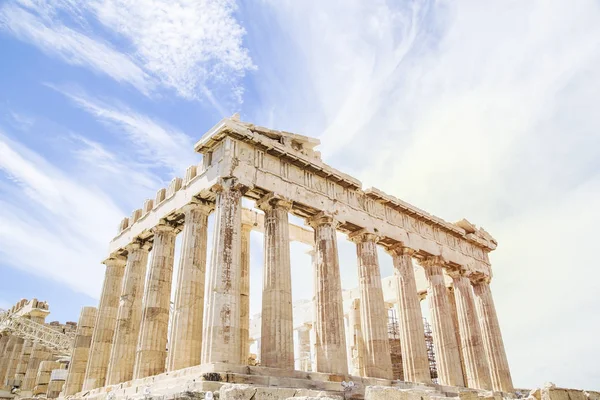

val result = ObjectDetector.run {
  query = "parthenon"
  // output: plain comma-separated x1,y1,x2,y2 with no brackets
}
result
2,115,519,399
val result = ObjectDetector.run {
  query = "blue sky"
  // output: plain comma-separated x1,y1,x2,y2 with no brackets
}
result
1,0,599,390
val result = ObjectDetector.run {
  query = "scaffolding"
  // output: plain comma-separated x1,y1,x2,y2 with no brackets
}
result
387,308,403,380
0,308,74,357
423,317,438,383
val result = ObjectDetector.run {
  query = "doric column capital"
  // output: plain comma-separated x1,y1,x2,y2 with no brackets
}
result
151,220,179,235
445,267,467,279
306,211,339,229
420,255,447,268
385,243,416,257
211,177,248,195
182,199,214,215
469,272,491,285
256,192,293,211
102,254,127,268
347,228,379,244
125,239,151,253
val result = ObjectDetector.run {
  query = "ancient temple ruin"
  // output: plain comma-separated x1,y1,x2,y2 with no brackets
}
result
2,116,525,399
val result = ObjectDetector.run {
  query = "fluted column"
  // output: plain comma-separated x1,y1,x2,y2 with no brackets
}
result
447,286,468,385
348,229,392,379
0,335,8,359
449,271,491,389
3,337,23,388
296,324,312,372
421,257,464,386
387,245,431,384
258,194,294,369
202,179,244,365
0,336,17,389
15,339,33,385
239,223,252,365
307,212,348,375
22,343,51,391
0,335,9,385
106,240,151,384
83,255,126,390
64,307,98,396
167,201,213,371
472,278,513,392
348,298,365,377
34,360,60,395
133,222,178,379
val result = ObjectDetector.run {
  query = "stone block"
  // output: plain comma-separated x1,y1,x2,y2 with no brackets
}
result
568,390,588,400
219,384,256,400
586,392,600,400
131,208,143,223
167,177,183,197
143,199,154,214
458,391,479,400
185,165,198,184
288,397,342,400
365,386,430,400
253,386,296,399
542,389,570,400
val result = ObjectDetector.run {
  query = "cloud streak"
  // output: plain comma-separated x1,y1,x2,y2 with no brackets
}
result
50,85,198,175
0,0,254,108
0,4,153,95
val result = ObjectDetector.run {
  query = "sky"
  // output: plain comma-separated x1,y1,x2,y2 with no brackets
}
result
0,0,599,390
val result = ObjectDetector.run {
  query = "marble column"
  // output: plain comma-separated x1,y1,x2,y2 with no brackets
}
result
296,324,312,372
106,240,151,385
34,360,60,395
348,298,365,377
83,255,127,390
0,335,9,384
167,201,213,372
421,257,464,387
447,286,468,386
133,222,178,379
258,194,294,369
387,245,431,384
0,336,17,388
3,337,23,387
239,223,252,365
0,335,8,359
64,307,98,396
472,278,514,392
15,339,33,385
349,230,392,379
202,179,244,365
22,343,52,391
449,271,491,389
307,212,348,375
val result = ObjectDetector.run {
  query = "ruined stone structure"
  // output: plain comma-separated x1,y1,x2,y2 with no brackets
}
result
55,115,518,400
0,298,78,399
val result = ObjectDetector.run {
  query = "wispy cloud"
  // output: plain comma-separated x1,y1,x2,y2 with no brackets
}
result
0,131,123,294
90,0,255,104
0,0,254,108
0,4,154,95
49,84,197,175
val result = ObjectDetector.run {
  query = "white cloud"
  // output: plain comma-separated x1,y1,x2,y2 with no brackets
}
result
50,85,198,175
0,0,254,108
89,0,255,104
0,3,154,95
0,131,123,295
247,0,600,389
